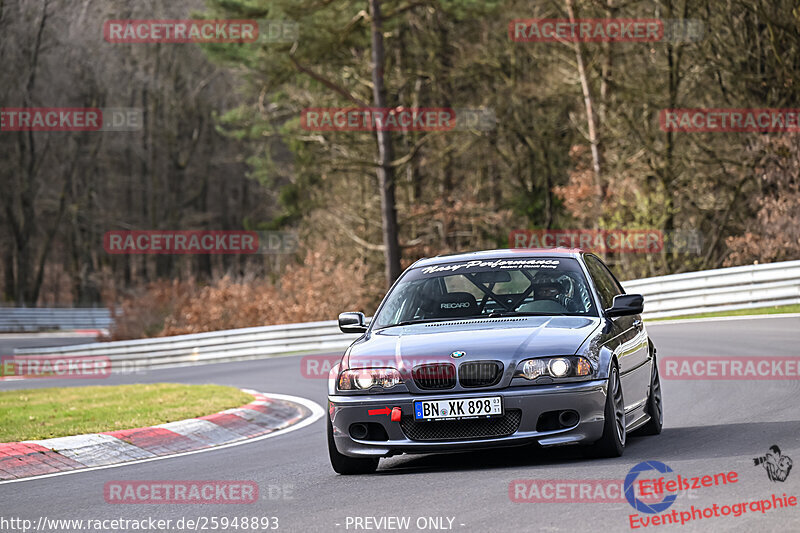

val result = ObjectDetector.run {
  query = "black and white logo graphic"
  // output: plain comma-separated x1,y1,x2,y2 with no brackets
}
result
753,445,793,482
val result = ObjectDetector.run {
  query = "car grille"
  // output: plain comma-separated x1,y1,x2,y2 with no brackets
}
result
459,361,503,388
412,363,456,390
400,409,522,441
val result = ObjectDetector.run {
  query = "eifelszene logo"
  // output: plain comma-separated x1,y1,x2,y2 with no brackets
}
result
625,461,678,514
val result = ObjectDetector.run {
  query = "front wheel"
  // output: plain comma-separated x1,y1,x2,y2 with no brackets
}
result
327,416,379,475
589,363,626,458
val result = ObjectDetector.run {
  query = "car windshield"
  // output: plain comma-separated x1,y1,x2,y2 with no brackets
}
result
372,257,598,330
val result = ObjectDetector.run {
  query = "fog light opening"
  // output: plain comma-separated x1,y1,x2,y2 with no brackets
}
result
350,423,369,440
558,410,579,428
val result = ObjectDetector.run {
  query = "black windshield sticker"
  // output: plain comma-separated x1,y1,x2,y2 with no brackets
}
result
419,258,560,274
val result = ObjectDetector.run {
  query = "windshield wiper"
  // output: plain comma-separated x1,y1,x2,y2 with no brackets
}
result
378,315,492,330
377,317,457,330
487,311,566,318
390,319,431,327
379,312,566,330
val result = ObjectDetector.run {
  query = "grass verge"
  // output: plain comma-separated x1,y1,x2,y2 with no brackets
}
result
648,304,800,322
0,383,253,442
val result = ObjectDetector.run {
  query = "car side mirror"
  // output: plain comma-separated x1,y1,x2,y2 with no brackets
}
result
605,294,644,317
338,312,367,333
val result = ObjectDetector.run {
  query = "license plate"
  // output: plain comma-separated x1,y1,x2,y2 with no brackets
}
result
414,396,503,421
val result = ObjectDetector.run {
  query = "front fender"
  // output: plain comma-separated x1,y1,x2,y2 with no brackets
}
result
575,319,615,381
328,362,342,396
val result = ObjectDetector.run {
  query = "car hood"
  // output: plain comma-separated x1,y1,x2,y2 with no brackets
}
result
345,316,600,369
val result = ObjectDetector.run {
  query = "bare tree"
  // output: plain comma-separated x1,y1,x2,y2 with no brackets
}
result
369,0,401,285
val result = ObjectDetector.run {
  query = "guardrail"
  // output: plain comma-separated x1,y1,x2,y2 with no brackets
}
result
12,260,800,369
12,320,353,369
0,307,112,333
621,260,800,319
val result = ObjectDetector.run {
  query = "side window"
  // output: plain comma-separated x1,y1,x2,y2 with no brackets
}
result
584,255,623,310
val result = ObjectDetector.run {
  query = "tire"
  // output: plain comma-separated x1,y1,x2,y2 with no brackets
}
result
327,416,379,475
589,362,626,458
638,355,663,436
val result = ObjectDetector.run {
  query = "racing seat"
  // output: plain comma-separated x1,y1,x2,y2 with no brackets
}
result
434,291,478,319
516,282,568,314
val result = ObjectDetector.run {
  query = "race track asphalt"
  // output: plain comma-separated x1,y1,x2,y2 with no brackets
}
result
1,316,798,533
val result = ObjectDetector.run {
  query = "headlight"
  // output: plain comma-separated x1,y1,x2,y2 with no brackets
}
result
338,368,402,391
520,356,592,380
522,359,547,380
549,358,570,377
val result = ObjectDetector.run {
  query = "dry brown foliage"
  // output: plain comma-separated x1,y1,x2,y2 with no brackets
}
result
108,279,193,340
109,242,373,339
725,135,800,266
552,146,599,224
401,197,514,259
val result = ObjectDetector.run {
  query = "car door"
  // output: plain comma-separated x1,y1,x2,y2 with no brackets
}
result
583,255,650,420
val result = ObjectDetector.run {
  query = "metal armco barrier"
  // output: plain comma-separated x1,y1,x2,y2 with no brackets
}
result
13,320,352,369
0,307,112,332
621,260,800,319
13,260,800,369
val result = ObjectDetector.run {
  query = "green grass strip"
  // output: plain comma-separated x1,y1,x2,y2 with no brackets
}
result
0,383,253,442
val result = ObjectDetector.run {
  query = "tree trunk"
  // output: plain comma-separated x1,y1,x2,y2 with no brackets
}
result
565,0,603,219
369,0,401,286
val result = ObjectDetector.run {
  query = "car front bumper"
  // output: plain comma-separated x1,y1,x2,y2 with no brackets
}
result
328,379,607,458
